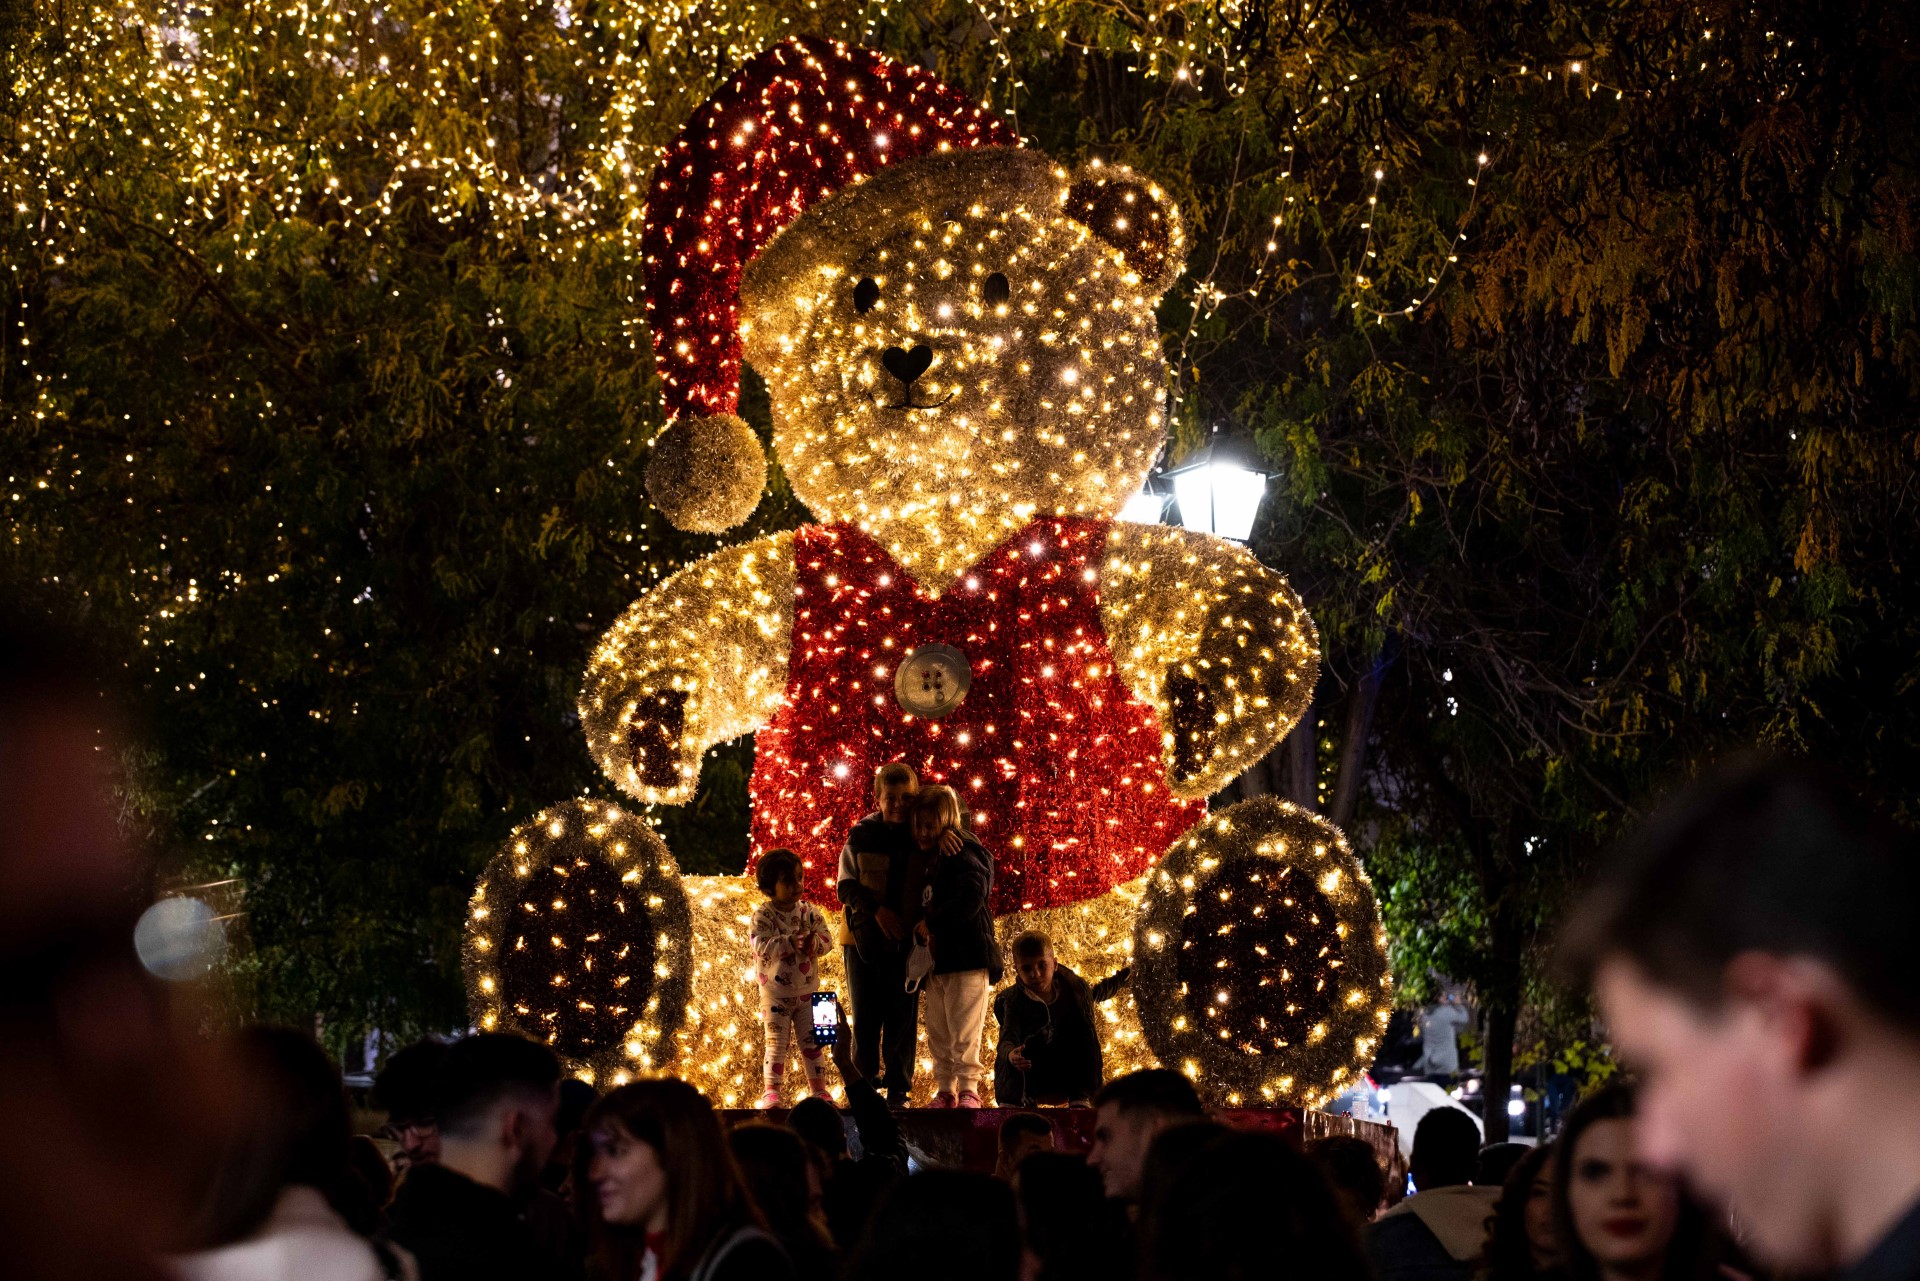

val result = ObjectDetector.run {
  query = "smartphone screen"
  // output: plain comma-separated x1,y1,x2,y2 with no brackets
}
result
811,992,840,1046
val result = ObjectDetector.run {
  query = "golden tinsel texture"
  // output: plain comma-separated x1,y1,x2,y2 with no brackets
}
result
465,798,693,1084
645,412,767,533
1132,796,1392,1109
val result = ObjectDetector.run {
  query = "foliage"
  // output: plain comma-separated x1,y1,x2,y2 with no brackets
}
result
5,0,1917,1060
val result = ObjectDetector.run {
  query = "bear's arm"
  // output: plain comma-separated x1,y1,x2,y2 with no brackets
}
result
1099,521,1320,799
577,531,796,805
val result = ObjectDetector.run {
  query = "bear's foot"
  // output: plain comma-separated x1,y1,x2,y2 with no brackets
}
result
1131,796,1392,1109
466,799,692,1085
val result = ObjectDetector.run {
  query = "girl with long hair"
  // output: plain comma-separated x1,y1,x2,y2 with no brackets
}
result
582,1079,795,1281
909,785,999,1107
1481,1142,1561,1281
1553,1085,1713,1281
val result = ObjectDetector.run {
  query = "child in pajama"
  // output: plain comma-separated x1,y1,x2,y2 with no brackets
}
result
750,847,835,1109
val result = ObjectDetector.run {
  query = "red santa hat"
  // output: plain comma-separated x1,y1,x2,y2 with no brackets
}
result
640,37,1020,532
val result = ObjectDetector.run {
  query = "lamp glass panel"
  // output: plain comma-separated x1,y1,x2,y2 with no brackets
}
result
1209,463,1270,541
1171,467,1216,535
1120,489,1171,524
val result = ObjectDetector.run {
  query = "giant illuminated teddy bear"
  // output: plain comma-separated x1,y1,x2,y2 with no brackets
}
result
465,37,1391,1108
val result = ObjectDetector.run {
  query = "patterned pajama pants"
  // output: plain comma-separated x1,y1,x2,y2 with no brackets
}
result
762,994,828,1093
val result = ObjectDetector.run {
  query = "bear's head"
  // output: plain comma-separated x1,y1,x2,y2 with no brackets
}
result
738,149,1185,588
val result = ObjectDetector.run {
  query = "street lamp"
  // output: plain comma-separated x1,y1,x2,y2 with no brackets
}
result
1162,442,1274,542
1119,480,1171,525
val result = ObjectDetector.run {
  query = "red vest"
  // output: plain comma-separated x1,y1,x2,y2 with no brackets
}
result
749,517,1205,913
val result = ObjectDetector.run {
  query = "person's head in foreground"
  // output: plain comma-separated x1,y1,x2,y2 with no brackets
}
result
728,1123,834,1268
1013,1150,1130,1281
874,762,917,825
844,1169,1020,1281
1086,1069,1206,1202
994,1111,1055,1181
1141,1129,1370,1281
1483,1140,1559,1281
0,608,214,1281
1551,1085,1705,1281
1010,931,1056,998
910,784,964,852
180,1026,358,1252
1306,1134,1388,1226
432,1032,561,1199
1561,755,1920,1271
1410,1105,1481,1193
584,1077,770,1280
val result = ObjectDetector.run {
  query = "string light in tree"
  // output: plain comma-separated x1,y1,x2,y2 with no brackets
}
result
1132,796,1393,1108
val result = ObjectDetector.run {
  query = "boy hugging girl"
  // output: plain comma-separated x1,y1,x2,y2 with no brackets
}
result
755,762,1121,1108
829,764,999,1107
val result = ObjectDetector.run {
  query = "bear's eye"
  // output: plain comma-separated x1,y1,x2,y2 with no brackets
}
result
983,272,1011,306
853,277,881,314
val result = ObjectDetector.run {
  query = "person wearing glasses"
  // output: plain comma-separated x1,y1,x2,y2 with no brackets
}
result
373,1040,449,1173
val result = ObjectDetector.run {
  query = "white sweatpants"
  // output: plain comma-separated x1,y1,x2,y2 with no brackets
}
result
923,969,990,1096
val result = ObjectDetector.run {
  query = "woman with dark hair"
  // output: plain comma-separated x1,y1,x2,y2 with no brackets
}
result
1480,1142,1560,1281
1553,1086,1711,1281
583,1078,795,1281
175,1026,416,1280
1142,1129,1370,1281
843,1170,1020,1281
728,1123,837,1281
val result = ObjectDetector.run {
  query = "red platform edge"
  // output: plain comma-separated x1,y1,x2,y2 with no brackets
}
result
724,1106,1395,1174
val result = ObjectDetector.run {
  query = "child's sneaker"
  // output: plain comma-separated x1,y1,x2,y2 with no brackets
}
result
808,1084,834,1102
929,1090,957,1109
755,1089,782,1110
956,1090,983,1109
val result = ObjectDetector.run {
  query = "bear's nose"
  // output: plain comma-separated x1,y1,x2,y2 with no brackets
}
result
881,344,934,387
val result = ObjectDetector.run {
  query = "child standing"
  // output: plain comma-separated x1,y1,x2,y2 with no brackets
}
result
909,786,1000,1108
992,930,1130,1106
750,847,834,1109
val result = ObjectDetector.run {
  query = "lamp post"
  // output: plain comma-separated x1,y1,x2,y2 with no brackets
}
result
1160,442,1274,542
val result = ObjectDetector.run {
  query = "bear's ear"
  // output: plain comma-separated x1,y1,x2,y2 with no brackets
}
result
1063,161,1185,295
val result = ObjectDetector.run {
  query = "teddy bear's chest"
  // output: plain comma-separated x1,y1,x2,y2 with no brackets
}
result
750,516,1204,914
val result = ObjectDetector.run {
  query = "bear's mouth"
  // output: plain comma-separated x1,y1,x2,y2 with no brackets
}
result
881,388,957,411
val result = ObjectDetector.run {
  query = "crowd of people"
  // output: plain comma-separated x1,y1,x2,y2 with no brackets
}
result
6,603,1920,1281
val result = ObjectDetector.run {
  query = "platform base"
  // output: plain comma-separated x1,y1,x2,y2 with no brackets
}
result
724,1105,1394,1173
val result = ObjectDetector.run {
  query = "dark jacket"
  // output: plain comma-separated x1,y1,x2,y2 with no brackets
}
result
836,813,916,962
680,1224,793,1281
991,965,1128,1103
388,1162,574,1281
919,835,999,977
1847,1198,1920,1281
1367,1186,1500,1281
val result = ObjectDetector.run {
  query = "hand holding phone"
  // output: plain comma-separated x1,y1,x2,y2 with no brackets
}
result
811,992,841,1047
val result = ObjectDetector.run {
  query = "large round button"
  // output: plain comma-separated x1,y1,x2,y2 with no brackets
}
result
894,643,971,718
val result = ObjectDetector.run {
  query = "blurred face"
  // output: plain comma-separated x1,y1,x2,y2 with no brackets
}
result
1525,1162,1559,1269
877,779,914,825
589,1121,670,1232
1596,958,1812,1265
506,1086,561,1194
1004,1128,1055,1173
1567,1118,1681,1274
1088,1104,1161,1202
772,875,800,905
1016,949,1057,996
389,1118,442,1168
911,808,944,850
